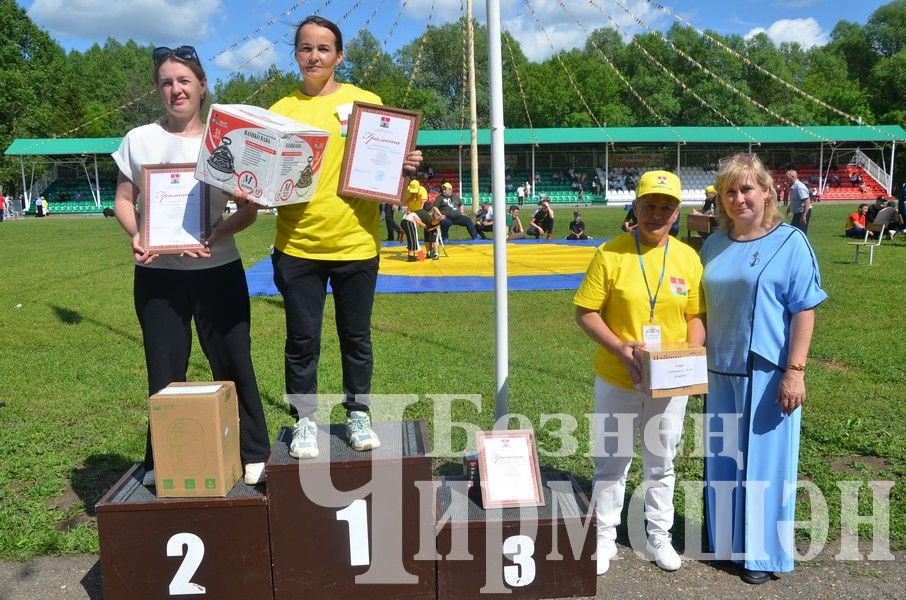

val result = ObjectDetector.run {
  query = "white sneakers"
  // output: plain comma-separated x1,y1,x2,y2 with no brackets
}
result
243,462,266,485
646,535,682,571
289,417,319,459
596,540,617,575
596,535,681,575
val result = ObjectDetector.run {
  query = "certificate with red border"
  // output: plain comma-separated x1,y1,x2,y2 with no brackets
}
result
338,102,421,203
139,163,210,254
476,430,545,509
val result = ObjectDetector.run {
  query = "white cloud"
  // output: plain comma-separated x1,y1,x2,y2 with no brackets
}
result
400,0,664,62
213,37,281,75
744,17,828,49
28,0,222,45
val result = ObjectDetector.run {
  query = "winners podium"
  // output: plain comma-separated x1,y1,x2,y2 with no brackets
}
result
95,465,272,599
97,421,596,599
435,472,596,599
267,421,435,600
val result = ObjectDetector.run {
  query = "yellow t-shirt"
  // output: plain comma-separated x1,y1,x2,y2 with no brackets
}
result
573,232,705,389
404,185,428,211
269,84,383,260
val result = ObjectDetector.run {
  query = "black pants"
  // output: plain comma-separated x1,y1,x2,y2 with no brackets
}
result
134,260,270,468
792,211,810,234
271,250,378,420
440,214,477,240
402,219,420,252
383,203,401,241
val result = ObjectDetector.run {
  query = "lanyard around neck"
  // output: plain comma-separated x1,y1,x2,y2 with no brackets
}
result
633,229,669,324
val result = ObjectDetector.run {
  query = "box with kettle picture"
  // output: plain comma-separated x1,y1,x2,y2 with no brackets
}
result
196,103,329,207
149,381,242,497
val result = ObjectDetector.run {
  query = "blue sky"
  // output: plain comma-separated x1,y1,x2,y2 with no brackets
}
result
19,0,888,84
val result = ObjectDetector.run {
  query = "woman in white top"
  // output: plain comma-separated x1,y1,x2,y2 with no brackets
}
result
112,46,269,486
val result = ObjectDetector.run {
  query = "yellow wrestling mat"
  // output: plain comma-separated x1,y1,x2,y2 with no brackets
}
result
247,239,601,294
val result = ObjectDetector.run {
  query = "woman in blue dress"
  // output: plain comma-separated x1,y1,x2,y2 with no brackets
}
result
700,154,827,585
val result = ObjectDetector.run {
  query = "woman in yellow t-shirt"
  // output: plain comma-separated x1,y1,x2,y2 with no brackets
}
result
574,170,705,577
268,16,422,459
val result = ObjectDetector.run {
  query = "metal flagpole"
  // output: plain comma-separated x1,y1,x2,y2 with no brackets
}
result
486,0,508,421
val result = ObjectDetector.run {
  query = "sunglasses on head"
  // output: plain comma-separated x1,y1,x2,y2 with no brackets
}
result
718,152,758,167
153,46,199,65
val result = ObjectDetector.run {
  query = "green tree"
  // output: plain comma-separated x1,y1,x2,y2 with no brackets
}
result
865,0,906,57
827,20,877,85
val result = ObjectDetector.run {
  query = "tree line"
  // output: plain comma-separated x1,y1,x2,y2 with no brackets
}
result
2,0,905,191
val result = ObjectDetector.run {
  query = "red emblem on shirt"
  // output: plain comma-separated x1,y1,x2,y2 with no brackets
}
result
670,277,687,296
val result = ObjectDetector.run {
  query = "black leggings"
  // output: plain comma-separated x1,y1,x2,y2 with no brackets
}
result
134,260,270,468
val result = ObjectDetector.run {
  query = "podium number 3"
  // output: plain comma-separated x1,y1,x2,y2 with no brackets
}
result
503,535,536,587
167,533,206,595
336,499,370,566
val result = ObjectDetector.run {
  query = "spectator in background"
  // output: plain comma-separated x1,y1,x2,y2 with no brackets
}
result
527,197,554,239
785,170,811,234
899,182,906,225
435,182,479,241
474,201,494,239
567,211,588,240
506,205,525,239
622,205,638,232
873,200,904,239
866,196,886,223
695,185,717,215
382,202,401,242
844,203,870,238
517,184,526,206
0,193,5,222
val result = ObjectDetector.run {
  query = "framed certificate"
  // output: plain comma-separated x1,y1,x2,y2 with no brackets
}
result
338,102,421,203
139,163,210,254
476,430,545,509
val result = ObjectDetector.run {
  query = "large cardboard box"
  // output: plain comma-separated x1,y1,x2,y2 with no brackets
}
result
149,382,242,497
195,104,329,207
640,343,708,398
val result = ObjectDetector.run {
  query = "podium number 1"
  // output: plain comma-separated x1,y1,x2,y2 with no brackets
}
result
167,533,206,595
336,499,370,566
503,535,536,587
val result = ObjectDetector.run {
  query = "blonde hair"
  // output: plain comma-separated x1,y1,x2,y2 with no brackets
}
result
714,154,783,232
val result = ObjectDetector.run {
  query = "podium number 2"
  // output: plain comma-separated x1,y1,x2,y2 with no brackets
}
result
336,499,370,566
503,535,536,587
167,533,206,595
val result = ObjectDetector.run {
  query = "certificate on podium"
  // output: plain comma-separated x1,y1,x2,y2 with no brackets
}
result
139,163,210,254
338,102,421,203
476,430,545,509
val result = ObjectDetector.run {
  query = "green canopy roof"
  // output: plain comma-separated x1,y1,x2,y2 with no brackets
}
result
6,125,905,157
416,125,906,146
4,138,123,156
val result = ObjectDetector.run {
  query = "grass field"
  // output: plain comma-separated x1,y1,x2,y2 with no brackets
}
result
0,201,902,559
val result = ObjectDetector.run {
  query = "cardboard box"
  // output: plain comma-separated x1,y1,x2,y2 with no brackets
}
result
149,381,242,497
640,343,708,398
195,104,329,207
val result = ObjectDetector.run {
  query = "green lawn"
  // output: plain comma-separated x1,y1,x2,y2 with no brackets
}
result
0,201,902,558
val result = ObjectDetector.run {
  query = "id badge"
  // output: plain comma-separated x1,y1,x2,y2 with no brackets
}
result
642,324,662,349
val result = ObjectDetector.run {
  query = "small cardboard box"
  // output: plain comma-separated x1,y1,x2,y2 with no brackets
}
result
149,381,242,497
195,103,329,207
640,343,708,398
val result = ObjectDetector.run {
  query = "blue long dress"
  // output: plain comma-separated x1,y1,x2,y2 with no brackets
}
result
701,223,827,572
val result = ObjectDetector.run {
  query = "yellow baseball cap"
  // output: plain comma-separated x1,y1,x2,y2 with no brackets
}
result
408,180,421,194
442,182,452,190
636,170,681,203
705,184,716,194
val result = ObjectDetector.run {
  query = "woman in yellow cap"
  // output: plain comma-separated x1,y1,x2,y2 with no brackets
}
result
574,170,704,576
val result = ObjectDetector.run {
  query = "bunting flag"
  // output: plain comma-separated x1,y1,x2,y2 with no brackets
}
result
642,0,898,141
580,0,760,146
503,33,539,147
402,0,438,108
524,0,614,143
